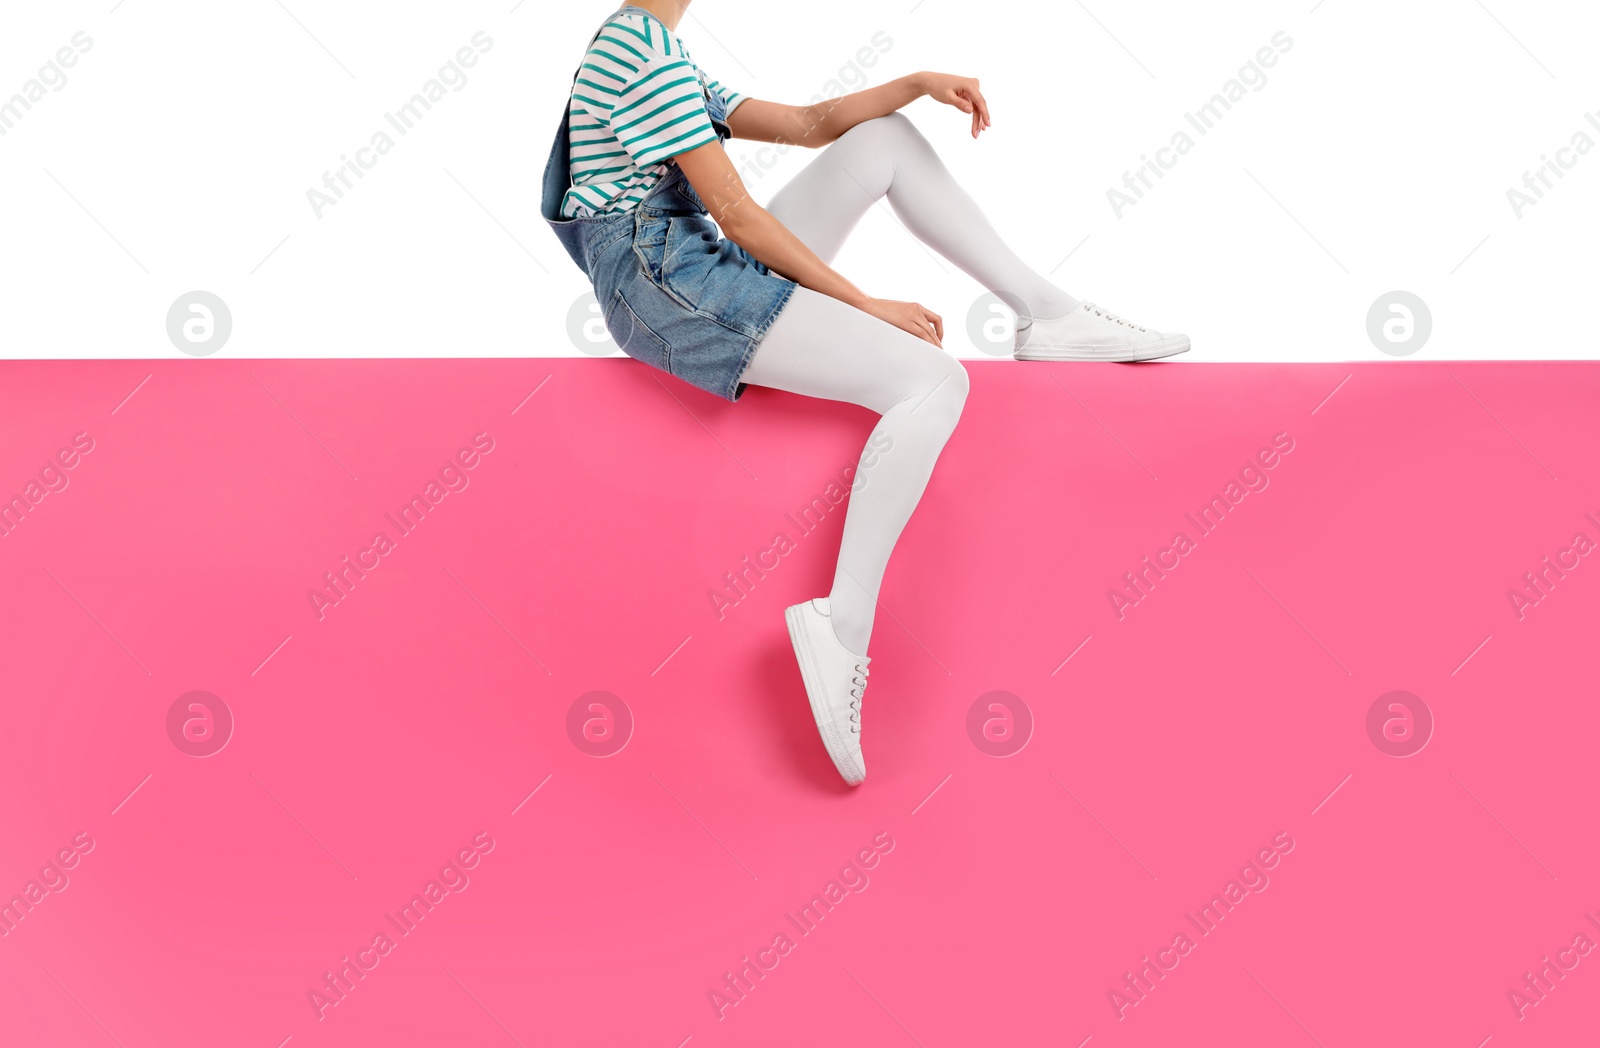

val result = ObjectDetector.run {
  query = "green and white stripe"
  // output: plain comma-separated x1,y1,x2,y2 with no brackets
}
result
561,11,744,218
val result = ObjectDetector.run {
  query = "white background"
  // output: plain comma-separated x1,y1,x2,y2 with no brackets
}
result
1,0,1595,360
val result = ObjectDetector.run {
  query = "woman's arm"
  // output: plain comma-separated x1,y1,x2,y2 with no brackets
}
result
728,72,991,145
667,70,993,343
674,140,944,346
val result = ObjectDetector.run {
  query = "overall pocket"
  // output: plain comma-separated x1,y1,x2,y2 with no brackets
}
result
656,213,765,330
631,213,671,284
603,288,671,373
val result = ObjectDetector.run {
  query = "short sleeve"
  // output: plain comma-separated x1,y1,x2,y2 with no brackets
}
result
594,45,720,168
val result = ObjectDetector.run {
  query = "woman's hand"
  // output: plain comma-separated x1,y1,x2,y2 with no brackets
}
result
861,297,944,347
916,72,991,138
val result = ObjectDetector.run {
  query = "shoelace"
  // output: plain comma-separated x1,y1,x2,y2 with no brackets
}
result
1082,302,1148,332
848,662,869,734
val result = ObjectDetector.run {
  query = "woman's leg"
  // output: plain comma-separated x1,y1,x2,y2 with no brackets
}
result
741,285,968,656
763,112,1080,320
745,111,1046,656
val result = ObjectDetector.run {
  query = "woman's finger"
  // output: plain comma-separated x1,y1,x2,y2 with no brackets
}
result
960,87,985,137
900,315,933,345
927,309,945,341
971,87,991,129
962,88,989,134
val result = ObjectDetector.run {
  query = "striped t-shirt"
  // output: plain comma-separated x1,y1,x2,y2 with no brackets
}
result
560,11,744,219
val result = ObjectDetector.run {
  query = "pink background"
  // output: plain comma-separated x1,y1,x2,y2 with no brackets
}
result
1,358,1595,1046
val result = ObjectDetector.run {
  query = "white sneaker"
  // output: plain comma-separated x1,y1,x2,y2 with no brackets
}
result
784,598,869,786
1014,302,1190,362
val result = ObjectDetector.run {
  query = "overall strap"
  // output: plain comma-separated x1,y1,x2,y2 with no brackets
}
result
542,11,628,227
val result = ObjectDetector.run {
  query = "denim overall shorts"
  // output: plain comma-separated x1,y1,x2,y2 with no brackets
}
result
540,10,798,402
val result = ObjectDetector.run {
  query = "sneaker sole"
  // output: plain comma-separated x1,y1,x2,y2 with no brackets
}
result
784,604,866,786
1014,337,1191,363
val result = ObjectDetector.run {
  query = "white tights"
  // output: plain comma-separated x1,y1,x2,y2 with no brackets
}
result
739,113,1078,655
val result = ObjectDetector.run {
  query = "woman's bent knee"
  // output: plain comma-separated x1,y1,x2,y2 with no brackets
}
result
909,357,969,432
838,111,917,147
945,358,971,404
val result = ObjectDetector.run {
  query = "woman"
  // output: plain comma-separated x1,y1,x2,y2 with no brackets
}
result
542,1,1189,786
